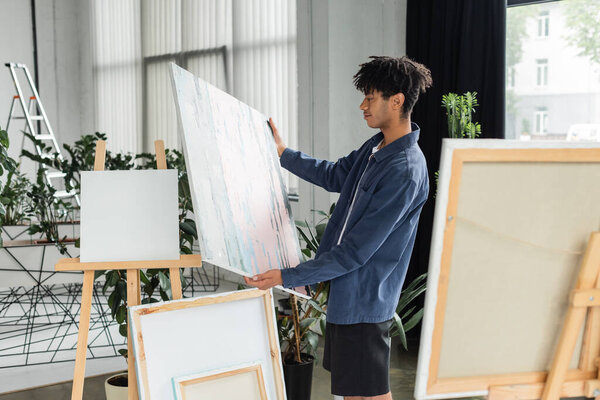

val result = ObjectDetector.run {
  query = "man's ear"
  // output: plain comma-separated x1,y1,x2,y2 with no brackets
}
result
391,93,405,111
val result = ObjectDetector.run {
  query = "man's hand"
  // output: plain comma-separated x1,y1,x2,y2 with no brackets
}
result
269,118,287,157
243,269,283,290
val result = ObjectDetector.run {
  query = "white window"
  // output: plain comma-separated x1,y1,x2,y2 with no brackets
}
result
90,0,298,171
535,110,548,135
536,59,548,87
537,11,549,38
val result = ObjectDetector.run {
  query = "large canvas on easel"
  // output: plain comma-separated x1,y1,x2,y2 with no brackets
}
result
128,289,286,400
169,63,304,295
415,140,600,399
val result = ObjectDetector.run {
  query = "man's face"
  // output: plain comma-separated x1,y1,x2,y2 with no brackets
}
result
359,90,399,129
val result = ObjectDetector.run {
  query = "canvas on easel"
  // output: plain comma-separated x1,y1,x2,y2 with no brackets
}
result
169,63,306,297
56,140,202,400
80,169,179,262
415,139,600,399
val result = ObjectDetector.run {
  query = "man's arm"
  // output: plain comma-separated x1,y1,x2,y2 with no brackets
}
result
246,169,425,289
269,118,361,193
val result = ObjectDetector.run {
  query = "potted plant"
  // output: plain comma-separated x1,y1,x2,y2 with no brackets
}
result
441,91,482,139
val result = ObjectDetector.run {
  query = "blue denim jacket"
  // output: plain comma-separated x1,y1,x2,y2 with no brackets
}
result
280,123,429,324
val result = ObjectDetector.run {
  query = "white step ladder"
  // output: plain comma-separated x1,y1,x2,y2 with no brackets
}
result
5,62,80,206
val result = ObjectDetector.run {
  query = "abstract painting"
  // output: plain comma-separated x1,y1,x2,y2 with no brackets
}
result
170,63,305,295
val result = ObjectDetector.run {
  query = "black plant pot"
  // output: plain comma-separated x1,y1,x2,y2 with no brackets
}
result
283,354,314,400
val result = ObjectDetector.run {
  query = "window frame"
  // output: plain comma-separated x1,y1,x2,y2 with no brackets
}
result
536,58,548,87
535,109,549,135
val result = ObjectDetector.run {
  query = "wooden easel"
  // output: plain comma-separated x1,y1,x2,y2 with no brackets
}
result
487,232,600,400
55,139,202,400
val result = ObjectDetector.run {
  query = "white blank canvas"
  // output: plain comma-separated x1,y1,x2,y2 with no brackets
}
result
80,170,180,262
129,289,286,400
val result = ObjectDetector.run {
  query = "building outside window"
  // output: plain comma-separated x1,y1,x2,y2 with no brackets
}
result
505,0,600,141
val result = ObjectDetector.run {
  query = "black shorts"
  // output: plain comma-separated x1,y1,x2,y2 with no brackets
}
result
323,319,393,397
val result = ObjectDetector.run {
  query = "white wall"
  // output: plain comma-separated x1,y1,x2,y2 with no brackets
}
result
295,0,407,223
0,0,35,162
0,0,93,177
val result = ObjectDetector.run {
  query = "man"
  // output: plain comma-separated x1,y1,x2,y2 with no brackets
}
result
244,56,432,400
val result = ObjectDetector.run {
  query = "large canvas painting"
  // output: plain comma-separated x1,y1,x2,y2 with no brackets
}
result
170,63,305,295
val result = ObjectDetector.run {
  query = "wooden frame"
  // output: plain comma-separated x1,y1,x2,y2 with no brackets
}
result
128,288,285,400
415,140,600,399
56,140,202,400
172,363,268,400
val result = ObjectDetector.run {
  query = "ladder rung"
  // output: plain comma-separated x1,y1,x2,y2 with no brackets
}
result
12,116,43,120
54,190,76,198
34,135,54,141
47,172,66,179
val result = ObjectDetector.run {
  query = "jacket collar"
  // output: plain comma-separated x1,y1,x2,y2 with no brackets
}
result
371,122,421,163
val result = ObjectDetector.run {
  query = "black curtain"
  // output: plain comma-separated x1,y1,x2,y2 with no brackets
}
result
404,0,506,335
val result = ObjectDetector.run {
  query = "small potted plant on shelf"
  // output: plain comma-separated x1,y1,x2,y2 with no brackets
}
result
441,91,482,139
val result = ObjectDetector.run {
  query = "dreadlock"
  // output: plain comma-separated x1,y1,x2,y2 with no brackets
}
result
353,56,432,116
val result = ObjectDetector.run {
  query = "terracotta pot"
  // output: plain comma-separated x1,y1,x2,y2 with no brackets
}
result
104,373,128,400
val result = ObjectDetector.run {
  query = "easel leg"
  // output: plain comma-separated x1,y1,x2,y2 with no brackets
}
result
170,267,183,300
71,270,94,400
542,233,600,399
127,270,141,400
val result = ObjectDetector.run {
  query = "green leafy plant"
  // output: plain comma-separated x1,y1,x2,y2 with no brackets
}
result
390,272,427,350
25,167,71,254
295,202,336,260
441,91,482,139
0,126,18,245
0,167,32,226
278,282,329,363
